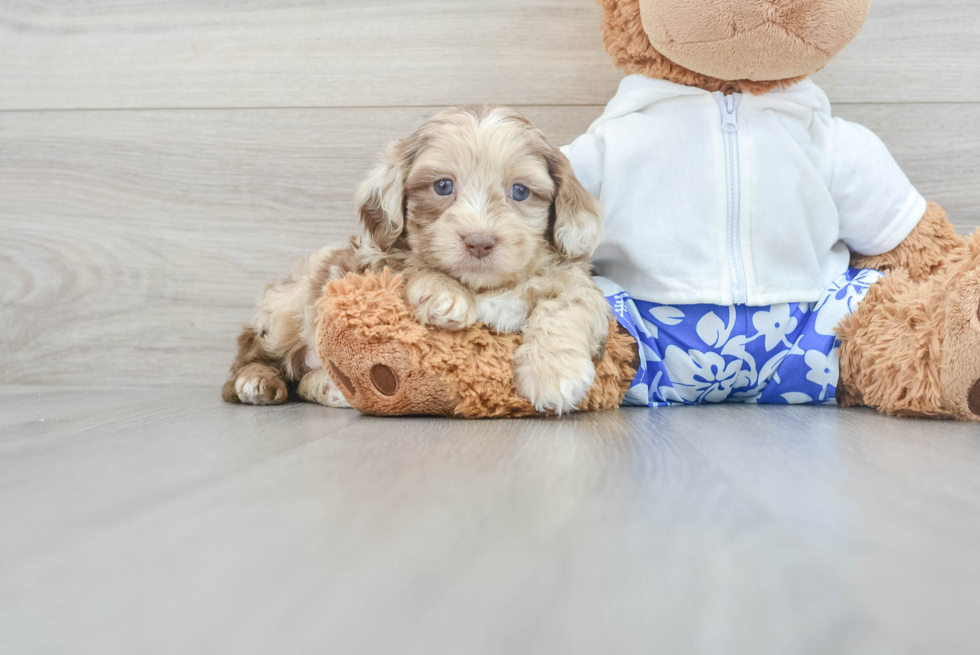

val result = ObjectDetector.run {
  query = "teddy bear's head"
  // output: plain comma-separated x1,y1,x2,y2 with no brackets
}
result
599,0,871,94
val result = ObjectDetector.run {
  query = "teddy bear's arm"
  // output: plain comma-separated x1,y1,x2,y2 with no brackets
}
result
850,202,965,281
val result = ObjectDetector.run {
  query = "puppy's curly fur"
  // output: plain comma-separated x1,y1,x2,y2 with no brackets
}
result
223,105,610,414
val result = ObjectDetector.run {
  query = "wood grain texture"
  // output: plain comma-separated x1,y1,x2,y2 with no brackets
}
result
1,0,979,110
3,103,979,387
2,387,979,654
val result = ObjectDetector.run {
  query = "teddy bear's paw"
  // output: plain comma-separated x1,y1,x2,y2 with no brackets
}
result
298,368,352,408
516,351,596,416
941,269,980,421
408,285,476,331
967,295,980,418
231,364,288,405
968,379,980,418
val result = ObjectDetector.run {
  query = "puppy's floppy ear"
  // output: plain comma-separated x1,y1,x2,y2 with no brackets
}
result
547,149,604,260
355,139,413,252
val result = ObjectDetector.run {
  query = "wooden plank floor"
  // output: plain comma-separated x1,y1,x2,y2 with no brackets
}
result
2,386,978,654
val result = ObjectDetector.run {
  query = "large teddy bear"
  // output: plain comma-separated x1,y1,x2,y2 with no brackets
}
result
318,0,980,421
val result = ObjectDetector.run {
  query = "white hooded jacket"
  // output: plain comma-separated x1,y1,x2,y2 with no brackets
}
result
562,75,927,306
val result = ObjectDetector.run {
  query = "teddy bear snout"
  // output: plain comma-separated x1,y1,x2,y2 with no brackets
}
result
637,0,871,82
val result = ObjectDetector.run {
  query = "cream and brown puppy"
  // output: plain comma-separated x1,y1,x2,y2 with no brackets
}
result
222,105,610,414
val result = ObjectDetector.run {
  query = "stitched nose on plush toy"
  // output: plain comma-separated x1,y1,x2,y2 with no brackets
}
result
463,233,497,259
370,364,400,396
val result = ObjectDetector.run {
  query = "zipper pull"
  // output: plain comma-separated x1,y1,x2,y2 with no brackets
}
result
722,93,740,133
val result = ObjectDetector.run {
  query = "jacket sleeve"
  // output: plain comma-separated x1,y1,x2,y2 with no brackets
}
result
560,133,604,199
831,118,928,256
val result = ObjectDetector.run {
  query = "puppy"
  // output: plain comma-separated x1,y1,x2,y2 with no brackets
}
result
222,105,610,414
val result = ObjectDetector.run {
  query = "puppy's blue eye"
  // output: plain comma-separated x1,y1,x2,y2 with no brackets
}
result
510,184,530,202
434,179,454,196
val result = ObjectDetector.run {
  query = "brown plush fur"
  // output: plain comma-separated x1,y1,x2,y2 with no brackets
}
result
838,232,980,422
841,201,980,422
315,271,637,418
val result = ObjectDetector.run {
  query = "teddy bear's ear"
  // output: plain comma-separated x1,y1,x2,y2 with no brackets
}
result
355,140,413,252
546,150,604,261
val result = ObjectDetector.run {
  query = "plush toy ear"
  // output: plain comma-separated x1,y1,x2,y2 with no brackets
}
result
547,150,604,260
355,140,412,252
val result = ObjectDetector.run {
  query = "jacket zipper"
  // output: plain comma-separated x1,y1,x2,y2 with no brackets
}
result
715,92,747,305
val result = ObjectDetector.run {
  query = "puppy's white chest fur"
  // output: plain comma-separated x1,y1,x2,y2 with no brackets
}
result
475,289,530,334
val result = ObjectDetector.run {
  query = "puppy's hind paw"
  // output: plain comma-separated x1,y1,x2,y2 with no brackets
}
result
517,355,596,416
298,368,352,408
226,365,288,405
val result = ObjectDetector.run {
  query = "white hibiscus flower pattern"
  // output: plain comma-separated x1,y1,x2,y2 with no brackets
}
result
663,347,742,403
603,268,882,407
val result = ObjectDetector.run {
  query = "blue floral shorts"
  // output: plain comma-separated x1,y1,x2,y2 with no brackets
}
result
597,268,883,407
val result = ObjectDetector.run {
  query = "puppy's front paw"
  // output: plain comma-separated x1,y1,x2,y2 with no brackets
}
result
407,279,475,330
516,352,596,416
475,290,529,334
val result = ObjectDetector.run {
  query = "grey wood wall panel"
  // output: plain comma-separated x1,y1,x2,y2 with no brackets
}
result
1,103,978,387
835,103,980,223
811,0,980,104
1,0,978,110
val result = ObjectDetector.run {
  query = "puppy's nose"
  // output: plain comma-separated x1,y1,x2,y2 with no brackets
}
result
462,233,497,259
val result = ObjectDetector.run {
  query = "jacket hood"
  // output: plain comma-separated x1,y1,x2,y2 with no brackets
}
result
589,75,830,133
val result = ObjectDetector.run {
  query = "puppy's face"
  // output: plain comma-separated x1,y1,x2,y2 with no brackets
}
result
356,106,603,290
403,113,556,288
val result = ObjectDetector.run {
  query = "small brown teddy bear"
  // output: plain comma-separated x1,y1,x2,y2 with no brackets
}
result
315,270,638,418
319,0,980,420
